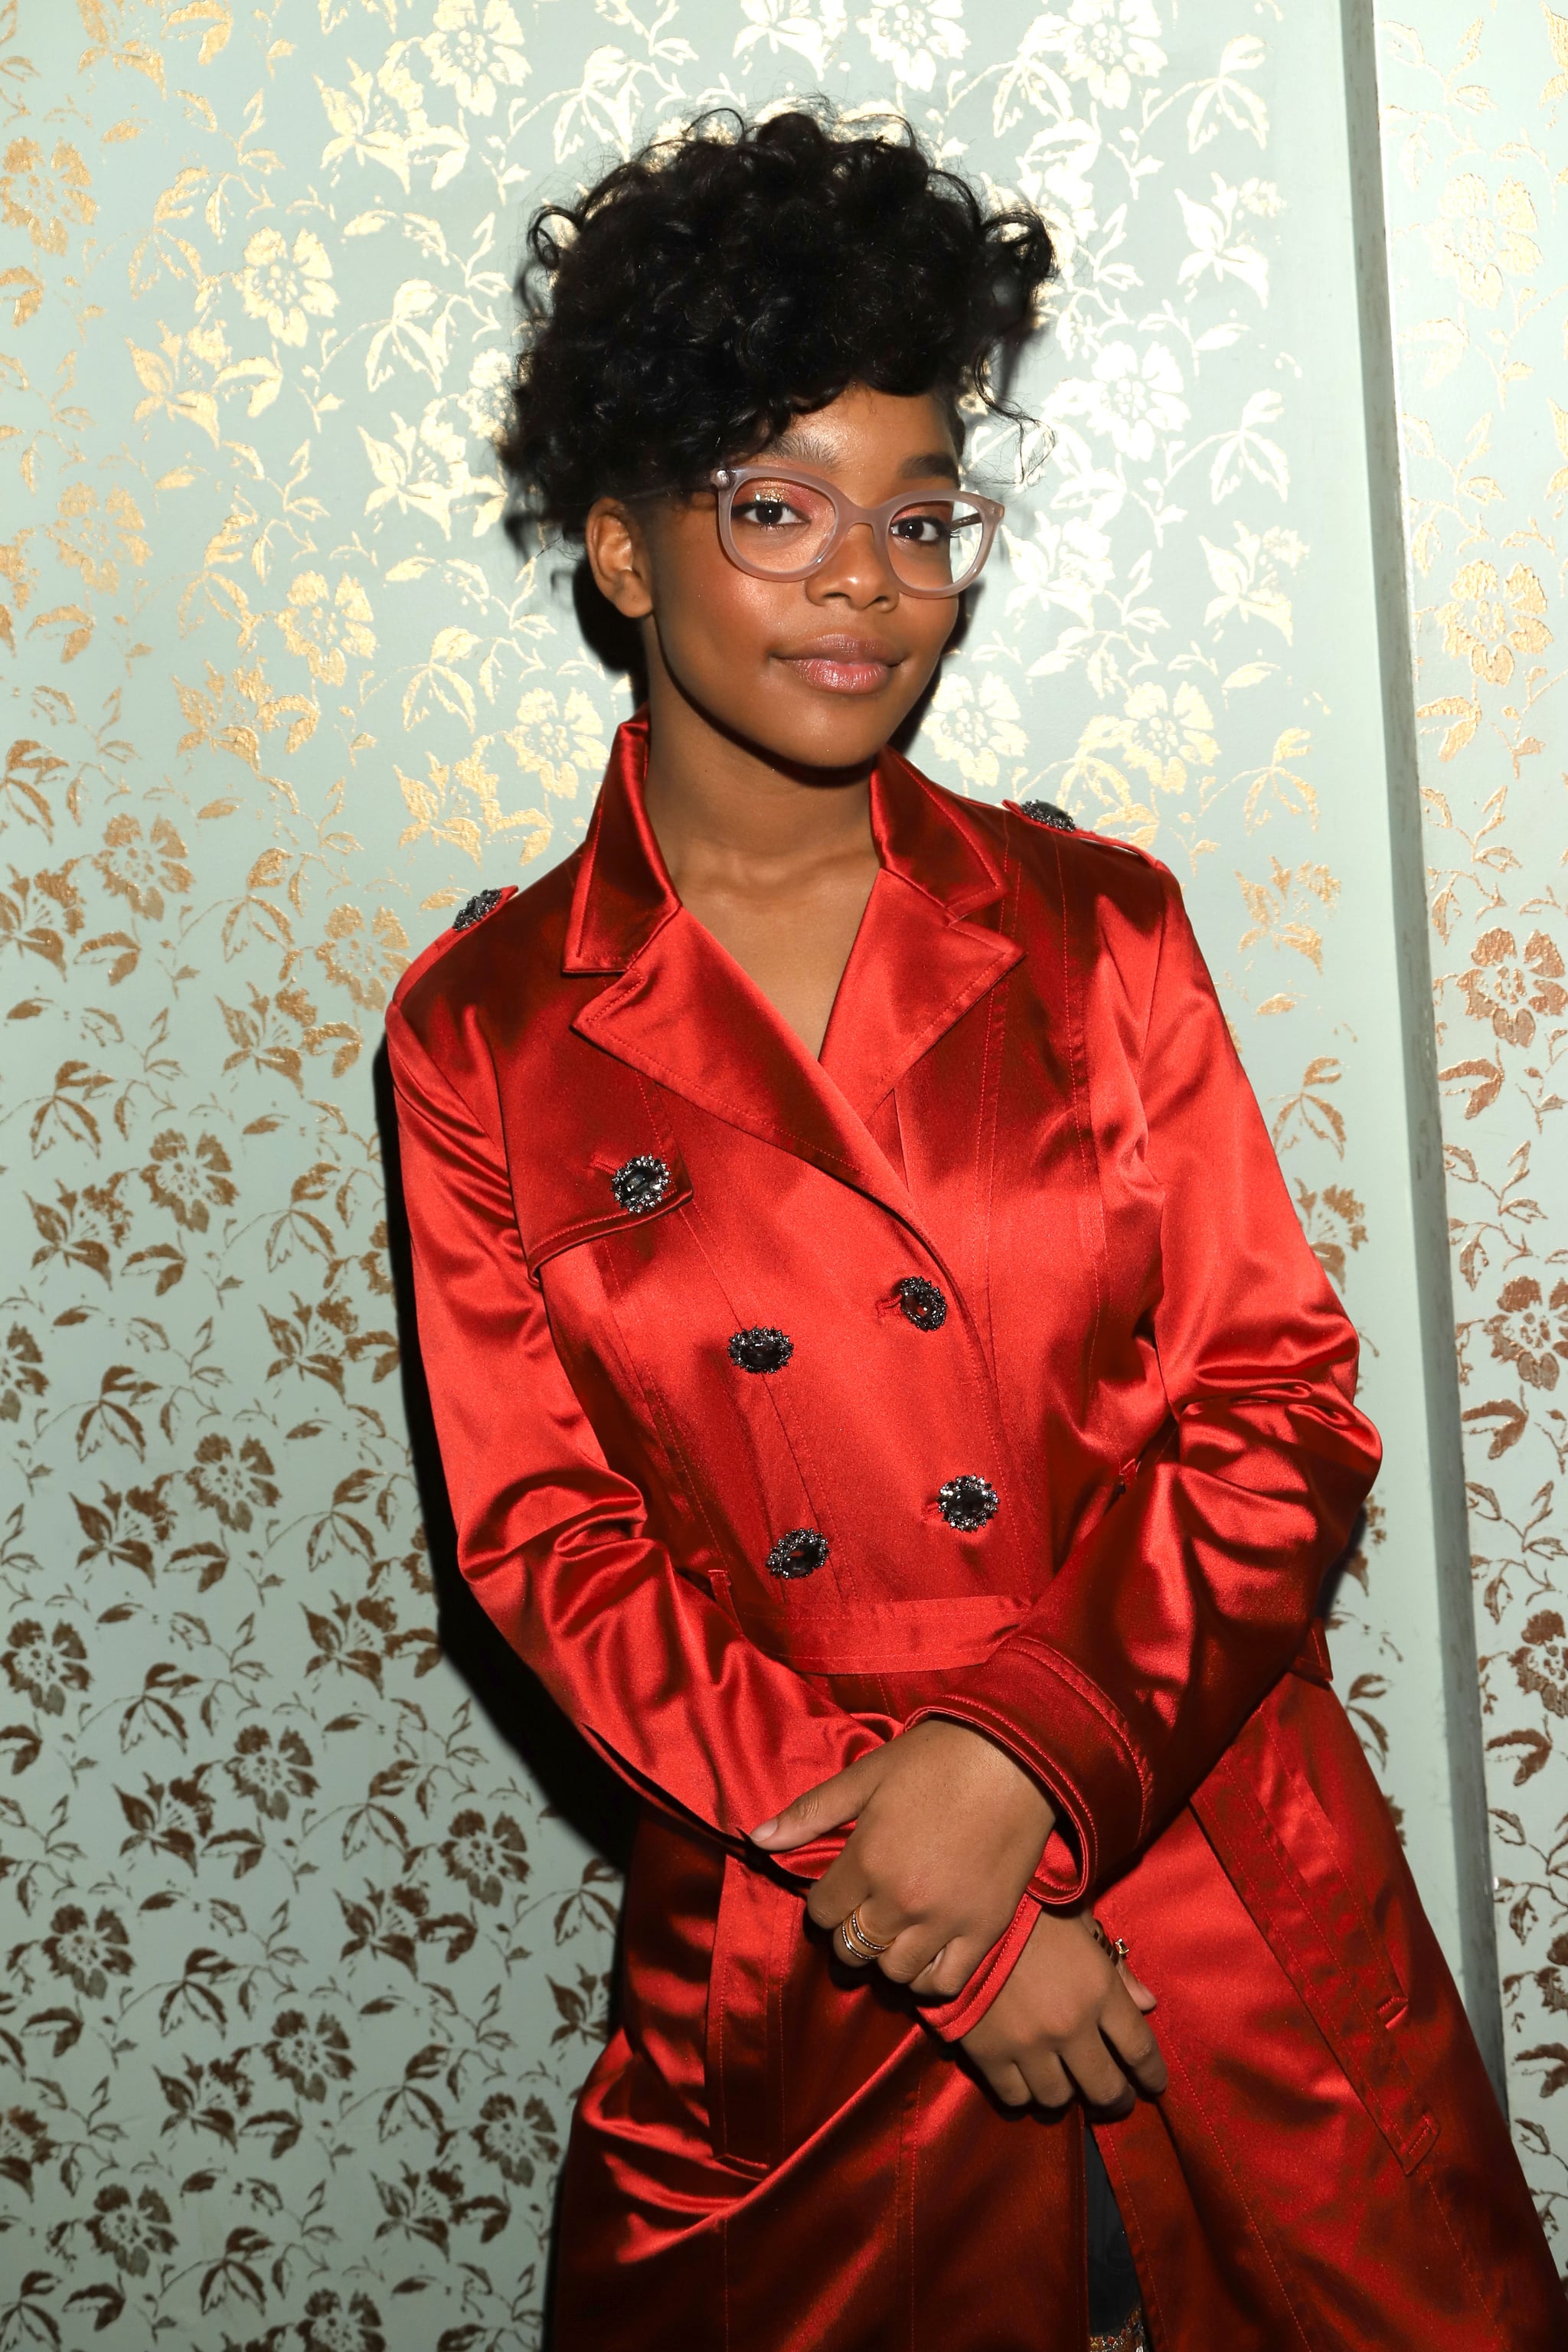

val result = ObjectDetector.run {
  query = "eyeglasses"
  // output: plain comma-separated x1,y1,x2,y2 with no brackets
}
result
709,462,1004,597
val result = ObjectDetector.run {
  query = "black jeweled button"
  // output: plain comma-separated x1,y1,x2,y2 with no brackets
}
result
766,1527,829,1579
896,1276,947,1332
452,887,505,930
728,1326,794,1374
938,1475,999,1532
609,1154,671,1215
1018,800,1076,832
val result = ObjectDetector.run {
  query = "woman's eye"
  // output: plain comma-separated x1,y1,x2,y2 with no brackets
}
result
890,512,950,546
735,496,805,529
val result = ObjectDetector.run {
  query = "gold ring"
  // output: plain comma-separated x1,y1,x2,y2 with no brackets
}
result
839,1906,892,1959
1089,1918,1129,1965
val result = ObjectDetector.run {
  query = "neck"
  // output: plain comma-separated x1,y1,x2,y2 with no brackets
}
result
639,648,876,898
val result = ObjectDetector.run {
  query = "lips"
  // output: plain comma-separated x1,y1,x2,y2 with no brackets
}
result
778,635,903,695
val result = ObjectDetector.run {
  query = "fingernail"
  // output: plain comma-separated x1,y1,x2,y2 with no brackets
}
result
750,1818,777,1841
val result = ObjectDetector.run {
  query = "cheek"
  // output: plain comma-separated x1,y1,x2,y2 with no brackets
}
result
647,536,781,672
911,600,961,668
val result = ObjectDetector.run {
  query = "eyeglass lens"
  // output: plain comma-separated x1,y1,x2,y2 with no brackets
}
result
729,475,988,590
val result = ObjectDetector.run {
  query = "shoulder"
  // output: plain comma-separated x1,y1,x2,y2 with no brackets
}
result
388,851,582,1060
925,769,1178,941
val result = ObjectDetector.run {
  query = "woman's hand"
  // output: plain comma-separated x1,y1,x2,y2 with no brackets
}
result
961,1910,1166,2115
750,1720,1055,1998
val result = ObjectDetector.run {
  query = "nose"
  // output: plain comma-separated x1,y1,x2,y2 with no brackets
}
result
807,517,899,607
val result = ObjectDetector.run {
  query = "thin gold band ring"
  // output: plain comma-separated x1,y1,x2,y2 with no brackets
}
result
839,1906,893,1959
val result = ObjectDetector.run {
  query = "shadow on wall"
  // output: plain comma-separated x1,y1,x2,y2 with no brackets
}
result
372,1041,641,1880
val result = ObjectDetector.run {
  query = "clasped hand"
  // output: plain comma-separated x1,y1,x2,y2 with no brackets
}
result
750,1719,1167,2115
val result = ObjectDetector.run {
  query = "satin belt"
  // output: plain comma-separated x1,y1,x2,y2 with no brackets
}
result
704,1570,1334,1688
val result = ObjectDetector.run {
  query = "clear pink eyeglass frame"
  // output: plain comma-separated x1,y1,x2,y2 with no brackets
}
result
710,462,1005,597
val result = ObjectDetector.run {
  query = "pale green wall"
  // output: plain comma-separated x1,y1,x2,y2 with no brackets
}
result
0,0,1559,2337
1372,0,1568,2238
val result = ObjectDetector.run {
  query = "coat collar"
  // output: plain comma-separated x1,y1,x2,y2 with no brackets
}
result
564,711,1022,1225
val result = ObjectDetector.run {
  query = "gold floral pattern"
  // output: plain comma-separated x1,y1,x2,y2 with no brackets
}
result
421,0,531,114
1485,1279,1568,1395
0,136,95,254
1432,172,1540,310
1384,0,1568,2226
279,569,378,684
1457,926,1567,1048
237,225,339,345
1040,0,1165,107
1436,559,1551,686
48,483,149,594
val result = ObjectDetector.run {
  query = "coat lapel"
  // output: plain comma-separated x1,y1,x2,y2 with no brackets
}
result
564,716,1021,1233
817,743,1022,1118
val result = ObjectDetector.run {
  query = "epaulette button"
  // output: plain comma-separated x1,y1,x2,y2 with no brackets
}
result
452,888,505,932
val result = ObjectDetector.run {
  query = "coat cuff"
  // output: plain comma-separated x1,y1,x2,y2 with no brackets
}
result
919,1890,1039,2040
908,1639,1152,1903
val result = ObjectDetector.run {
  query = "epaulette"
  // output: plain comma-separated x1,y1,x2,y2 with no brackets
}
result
390,884,517,1010
1004,801,1163,867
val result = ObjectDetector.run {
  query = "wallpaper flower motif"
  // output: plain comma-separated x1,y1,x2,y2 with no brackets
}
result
423,0,531,116
1430,170,1540,308
1040,0,1165,110
858,0,965,90
1377,0,1568,2226
2,0,1559,2337
1382,0,1568,2220
0,136,96,254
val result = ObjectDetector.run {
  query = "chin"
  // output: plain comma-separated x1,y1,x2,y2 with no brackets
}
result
778,724,898,775
664,650,920,772
734,684,912,773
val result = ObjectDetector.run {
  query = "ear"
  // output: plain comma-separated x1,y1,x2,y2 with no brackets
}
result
585,498,654,622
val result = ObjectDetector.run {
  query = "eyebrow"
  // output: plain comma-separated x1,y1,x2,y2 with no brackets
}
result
897,449,962,484
768,428,962,487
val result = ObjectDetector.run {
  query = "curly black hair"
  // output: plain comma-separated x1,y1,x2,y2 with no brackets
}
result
498,106,1056,546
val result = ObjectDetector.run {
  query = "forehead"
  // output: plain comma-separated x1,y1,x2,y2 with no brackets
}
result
764,387,961,485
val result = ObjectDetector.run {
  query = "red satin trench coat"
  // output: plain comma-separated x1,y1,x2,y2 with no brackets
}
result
387,714,1560,2350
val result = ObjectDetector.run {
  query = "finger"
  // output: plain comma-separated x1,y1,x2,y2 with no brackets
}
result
906,1942,950,1996
874,1928,949,1989
804,1854,871,1931
1100,1983,1168,2097
1060,2030,1135,2116
825,1901,901,1969
906,1940,972,2001
806,1860,870,1935
907,1935,992,2001
1119,1960,1158,2015
750,1753,880,1851
1018,2049,1075,2111
980,2059,1033,2109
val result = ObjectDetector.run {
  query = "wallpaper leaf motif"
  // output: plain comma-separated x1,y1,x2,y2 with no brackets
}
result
1,0,1555,2338
1377,0,1568,2234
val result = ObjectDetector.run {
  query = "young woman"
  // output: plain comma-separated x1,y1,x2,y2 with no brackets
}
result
386,109,1560,2350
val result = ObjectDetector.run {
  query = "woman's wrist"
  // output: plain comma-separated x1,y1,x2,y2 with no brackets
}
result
910,1714,1058,1843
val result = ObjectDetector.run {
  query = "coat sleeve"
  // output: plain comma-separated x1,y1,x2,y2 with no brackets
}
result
385,993,896,1848
913,861,1382,1905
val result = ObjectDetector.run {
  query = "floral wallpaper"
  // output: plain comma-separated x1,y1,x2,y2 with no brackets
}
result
1376,0,1568,2243
0,0,1553,2339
